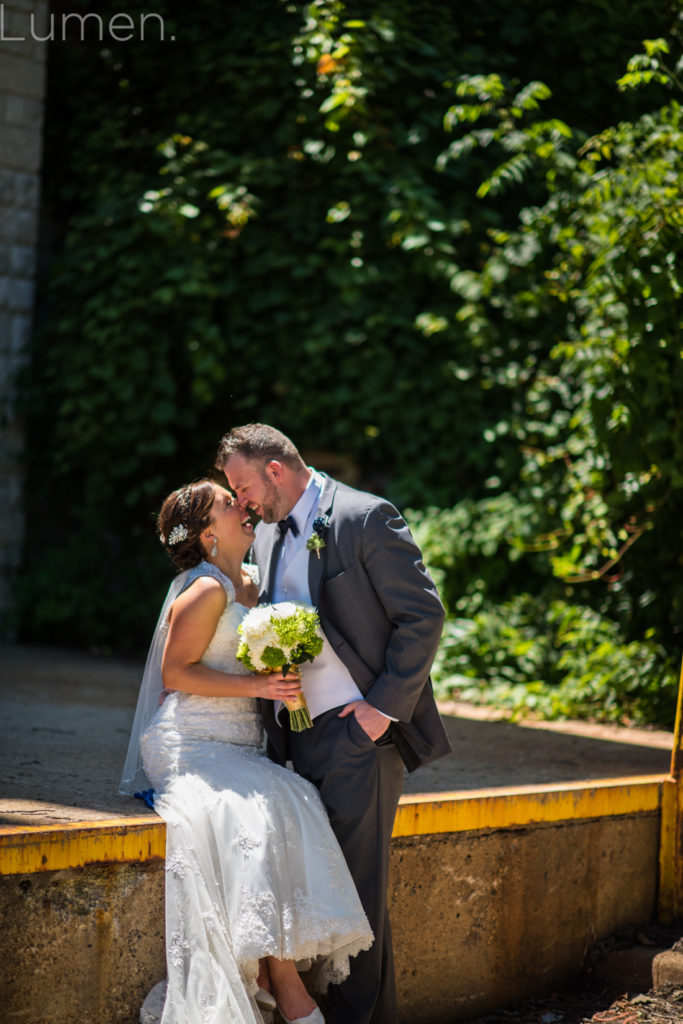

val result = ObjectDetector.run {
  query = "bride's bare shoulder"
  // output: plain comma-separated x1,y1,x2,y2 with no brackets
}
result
171,575,227,620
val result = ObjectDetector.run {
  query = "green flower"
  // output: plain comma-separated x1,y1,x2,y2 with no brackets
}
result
306,534,326,558
306,515,329,559
236,639,256,673
260,645,288,669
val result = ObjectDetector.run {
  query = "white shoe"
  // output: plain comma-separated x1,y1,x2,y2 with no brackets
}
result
276,1005,324,1024
256,987,277,1011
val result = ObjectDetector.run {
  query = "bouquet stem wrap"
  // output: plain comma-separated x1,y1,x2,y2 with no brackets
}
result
280,668,313,732
236,603,324,732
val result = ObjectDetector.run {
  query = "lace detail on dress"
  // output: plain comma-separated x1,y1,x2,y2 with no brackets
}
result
182,559,237,599
199,993,217,1023
233,887,280,956
182,559,259,603
138,555,373,1024
166,849,191,878
141,561,264,777
168,932,191,970
232,826,262,859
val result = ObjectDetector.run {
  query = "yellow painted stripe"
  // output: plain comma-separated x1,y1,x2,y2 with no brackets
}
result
393,775,666,837
0,776,666,876
0,817,165,876
658,779,679,921
659,659,683,921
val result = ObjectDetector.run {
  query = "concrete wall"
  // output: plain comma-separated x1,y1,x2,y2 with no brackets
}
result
391,817,659,1023
1,861,165,1024
0,1,48,635
0,813,660,1024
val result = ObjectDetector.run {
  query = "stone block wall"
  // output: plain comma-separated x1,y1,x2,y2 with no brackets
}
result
0,1,48,634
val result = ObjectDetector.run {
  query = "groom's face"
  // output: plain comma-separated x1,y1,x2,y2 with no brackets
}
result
223,455,287,524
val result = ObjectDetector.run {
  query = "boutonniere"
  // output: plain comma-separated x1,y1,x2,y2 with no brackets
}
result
306,514,329,559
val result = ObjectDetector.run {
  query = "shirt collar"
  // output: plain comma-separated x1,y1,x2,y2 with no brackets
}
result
288,469,323,537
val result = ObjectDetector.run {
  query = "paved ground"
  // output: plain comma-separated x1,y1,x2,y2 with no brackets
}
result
0,643,674,827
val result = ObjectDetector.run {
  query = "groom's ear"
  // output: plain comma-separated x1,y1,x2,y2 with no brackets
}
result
266,460,284,483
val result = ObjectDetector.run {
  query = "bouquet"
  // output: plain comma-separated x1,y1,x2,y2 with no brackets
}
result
236,602,324,731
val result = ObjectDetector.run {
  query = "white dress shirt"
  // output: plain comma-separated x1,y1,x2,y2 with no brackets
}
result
272,470,366,721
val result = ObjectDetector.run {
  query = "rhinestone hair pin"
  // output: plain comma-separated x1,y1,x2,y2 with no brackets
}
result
167,523,189,545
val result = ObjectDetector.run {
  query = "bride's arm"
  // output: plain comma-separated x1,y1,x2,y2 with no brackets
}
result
161,578,302,702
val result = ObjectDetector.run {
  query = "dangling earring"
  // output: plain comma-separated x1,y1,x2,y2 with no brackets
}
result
211,538,218,558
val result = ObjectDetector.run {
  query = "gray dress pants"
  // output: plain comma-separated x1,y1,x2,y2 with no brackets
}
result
289,705,405,1024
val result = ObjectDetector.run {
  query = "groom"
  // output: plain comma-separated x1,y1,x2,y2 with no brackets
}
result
216,423,450,1024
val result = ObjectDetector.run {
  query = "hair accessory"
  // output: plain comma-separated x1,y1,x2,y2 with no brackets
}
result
168,523,189,545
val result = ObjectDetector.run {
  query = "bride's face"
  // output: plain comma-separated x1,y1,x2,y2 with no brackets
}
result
207,486,254,554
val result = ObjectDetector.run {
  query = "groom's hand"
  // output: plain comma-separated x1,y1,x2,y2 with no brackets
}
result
338,700,390,742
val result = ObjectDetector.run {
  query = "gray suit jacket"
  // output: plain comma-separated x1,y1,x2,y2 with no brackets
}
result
253,474,452,772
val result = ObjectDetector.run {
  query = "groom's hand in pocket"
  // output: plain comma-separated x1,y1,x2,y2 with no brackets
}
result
338,699,390,742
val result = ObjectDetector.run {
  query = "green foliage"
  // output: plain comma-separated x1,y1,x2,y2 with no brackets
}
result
617,36,681,92
408,25,683,728
20,0,681,687
499,69,681,640
433,596,677,727
407,496,546,616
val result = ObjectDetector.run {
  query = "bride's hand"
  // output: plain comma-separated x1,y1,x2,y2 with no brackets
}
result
254,671,303,702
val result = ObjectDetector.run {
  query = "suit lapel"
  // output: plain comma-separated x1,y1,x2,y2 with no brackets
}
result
256,523,284,603
308,476,337,609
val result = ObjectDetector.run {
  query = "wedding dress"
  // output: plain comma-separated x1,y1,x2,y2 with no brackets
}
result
123,561,372,1024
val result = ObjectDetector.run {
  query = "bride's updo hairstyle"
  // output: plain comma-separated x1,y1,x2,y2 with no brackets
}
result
158,480,217,571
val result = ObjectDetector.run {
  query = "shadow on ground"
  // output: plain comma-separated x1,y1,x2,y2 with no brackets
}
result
0,643,673,827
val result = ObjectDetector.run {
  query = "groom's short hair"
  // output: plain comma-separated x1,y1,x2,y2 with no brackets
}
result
216,423,305,471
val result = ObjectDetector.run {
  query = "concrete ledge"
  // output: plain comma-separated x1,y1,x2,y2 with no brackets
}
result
0,779,666,1023
0,776,666,876
0,811,661,1024
0,815,164,876
392,775,664,837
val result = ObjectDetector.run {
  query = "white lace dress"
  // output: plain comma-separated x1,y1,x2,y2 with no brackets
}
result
139,562,372,1024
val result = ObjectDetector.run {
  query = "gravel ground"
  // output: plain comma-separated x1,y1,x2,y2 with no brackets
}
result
473,990,682,1024
457,986,683,1024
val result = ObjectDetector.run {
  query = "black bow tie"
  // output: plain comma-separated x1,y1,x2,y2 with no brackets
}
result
278,515,299,538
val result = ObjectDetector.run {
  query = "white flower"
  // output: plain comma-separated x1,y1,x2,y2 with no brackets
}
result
236,602,322,732
270,601,301,620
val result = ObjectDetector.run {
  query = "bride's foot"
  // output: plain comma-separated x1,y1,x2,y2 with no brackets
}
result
266,956,319,1023
256,958,277,1010
276,1006,324,1024
256,986,277,1011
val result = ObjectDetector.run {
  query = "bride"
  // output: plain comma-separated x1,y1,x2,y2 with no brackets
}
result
119,479,373,1024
